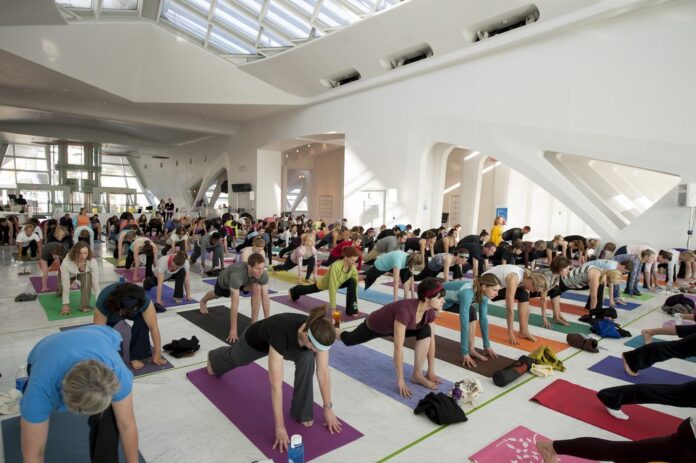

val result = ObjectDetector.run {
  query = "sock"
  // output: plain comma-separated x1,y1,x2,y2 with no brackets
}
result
606,407,629,420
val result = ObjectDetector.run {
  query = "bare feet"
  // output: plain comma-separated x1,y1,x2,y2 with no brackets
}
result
173,298,182,304
301,420,314,427
470,350,487,361
411,374,437,390
535,440,558,463
199,300,208,314
80,306,91,312
641,329,653,344
206,361,214,375
622,353,638,377
605,406,629,420
552,317,570,327
519,331,537,342
130,359,145,370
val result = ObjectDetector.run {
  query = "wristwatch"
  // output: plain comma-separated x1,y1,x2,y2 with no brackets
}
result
323,401,332,409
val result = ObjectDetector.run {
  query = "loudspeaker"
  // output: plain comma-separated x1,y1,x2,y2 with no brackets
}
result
220,180,228,194
687,183,696,207
231,183,252,193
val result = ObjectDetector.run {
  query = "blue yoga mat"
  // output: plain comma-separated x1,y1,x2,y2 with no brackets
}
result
201,279,276,296
561,291,640,310
338,286,394,306
2,411,146,463
588,355,694,385
328,341,453,409
624,336,696,363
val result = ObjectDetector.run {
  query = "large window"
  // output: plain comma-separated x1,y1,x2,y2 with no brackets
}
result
101,155,150,207
0,144,52,212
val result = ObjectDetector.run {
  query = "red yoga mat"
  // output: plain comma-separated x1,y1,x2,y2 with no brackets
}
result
531,379,682,441
187,366,362,462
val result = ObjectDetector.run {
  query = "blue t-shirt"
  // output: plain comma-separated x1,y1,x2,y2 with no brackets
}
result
20,325,132,423
442,280,491,354
375,251,409,272
96,283,151,326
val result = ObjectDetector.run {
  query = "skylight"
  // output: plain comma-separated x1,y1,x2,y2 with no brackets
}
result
55,0,407,63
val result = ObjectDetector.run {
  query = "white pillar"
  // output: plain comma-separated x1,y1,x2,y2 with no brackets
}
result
256,150,282,218
458,153,487,235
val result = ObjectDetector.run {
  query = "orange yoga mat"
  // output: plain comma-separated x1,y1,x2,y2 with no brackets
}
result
435,311,569,353
529,298,586,316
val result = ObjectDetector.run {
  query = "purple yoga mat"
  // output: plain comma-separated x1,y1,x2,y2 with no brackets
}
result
146,284,197,307
589,355,694,385
270,294,365,322
187,366,362,462
60,323,174,377
114,267,146,283
29,275,69,293
663,319,696,328
201,278,277,297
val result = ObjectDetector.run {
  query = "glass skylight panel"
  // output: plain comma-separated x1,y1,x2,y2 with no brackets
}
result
318,0,361,27
161,0,208,41
215,0,261,42
56,0,92,8
233,0,262,16
286,0,316,16
102,0,138,9
344,0,374,14
376,0,399,11
209,26,256,54
181,0,212,15
259,27,292,47
265,1,312,39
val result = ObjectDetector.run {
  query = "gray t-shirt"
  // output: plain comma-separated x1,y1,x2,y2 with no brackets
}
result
376,235,399,253
218,262,269,290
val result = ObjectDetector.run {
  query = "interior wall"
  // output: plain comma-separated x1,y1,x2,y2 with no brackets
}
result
307,147,344,223
256,149,282,218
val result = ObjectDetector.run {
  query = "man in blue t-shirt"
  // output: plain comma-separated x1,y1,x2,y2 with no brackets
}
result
19,325,139,463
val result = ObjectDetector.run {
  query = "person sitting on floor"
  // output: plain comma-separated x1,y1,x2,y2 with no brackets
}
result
207,305,342,452
339,277,445,398
94,282,167,370
19,325,139,463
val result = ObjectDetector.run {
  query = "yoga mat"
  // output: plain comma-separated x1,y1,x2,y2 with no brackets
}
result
201,279,277,297
104,256,125,267
188,365,362,463
561,292,640,310
270,295,365,322
531,379,682,441
385,334,516,378
29,275,67,293
329,341,453,409
623,336,696,363
60,322,174,377
270,270,316,285
2,411,146,463
338,286,395,306
114,267,146,283
529,298,586,316
469,425,597,463
606,286,655,301
487,304,590,334
588,355,695,385
178,305,252,344
146,283,197,307
435,311,569,353
664,319,696,327
37,292,96,321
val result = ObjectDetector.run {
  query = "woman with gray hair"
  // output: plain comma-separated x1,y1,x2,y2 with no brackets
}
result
19,325,138,463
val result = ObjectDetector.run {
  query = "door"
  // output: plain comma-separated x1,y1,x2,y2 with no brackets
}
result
360,190,385,228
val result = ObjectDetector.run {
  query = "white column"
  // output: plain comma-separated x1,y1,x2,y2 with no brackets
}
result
458,152,486,235
256,149,282,217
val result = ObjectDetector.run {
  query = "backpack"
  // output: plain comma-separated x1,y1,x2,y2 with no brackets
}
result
662,294,695,315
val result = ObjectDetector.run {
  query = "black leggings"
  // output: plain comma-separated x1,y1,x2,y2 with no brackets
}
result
88,405,121,463
624,324,696,372
273,256,316,280
341,320,431,345
364,267,412,290
597,380,696,410
125,250,155,279
414,264,464,281
492,286,530,303
279,242,299,258
108,313,151,361
553,418,696,463
0,225,10,244
291,279,358,314
20,241,38,257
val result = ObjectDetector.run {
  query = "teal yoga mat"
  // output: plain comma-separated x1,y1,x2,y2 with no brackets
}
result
487,304,590,334
624,335,696,363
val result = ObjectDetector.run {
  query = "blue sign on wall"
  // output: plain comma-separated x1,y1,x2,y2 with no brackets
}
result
495,206,508,222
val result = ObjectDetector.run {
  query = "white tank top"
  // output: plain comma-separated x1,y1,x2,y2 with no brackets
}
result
482,265,525,289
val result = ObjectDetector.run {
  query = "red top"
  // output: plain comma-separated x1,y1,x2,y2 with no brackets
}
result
329,240,363,270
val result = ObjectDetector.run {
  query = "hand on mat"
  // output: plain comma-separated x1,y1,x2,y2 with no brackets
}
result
542,317,552,329
323,409,342,434
40,285,50,293
151,353,168,366
273,425,289,452
226,328,238,343
462,354,478,368
60,304,71,316
184,295,191,302
397,379,412,398
507,331,519,346
485,347,498,359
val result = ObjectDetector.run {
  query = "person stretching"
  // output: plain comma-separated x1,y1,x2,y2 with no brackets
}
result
364,251,422,302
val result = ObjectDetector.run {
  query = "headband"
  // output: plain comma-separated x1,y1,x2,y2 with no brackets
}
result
423,284,444,299
307,328,331,352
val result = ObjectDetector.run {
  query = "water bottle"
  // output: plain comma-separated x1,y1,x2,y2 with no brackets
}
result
118,275,125,284
287,434,304,463
15,365,28,392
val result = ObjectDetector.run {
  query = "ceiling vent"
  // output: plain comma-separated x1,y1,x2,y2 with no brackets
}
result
320,68,362,89
380,43,434,70
151,155,170,159
466,4,540,43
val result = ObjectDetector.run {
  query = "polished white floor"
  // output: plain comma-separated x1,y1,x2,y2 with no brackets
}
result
0,243,694,463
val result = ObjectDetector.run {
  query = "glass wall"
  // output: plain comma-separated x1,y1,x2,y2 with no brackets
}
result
101,155,150,207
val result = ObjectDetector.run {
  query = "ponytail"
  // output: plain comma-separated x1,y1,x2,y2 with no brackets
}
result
407,253,423,270
602,269,623,285
305,306,336,347
524,269,549,292
473,273,501,303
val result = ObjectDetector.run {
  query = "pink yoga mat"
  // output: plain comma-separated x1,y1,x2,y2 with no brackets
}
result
187,366,362,462
114,268,146,283
663,319,696,327
270,294,366,322
469,425,597,463
531,379,682,441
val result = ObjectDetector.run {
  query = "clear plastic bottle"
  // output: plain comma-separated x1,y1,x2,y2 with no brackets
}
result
287,434,304,463
15,365,28,392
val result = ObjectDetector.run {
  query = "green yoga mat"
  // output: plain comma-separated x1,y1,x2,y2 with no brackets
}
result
487,304,590,334
269,270,315,285
104,256,125,267
604,287,654,301
37,292,97,321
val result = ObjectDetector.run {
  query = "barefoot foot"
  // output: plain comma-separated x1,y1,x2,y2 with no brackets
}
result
470,350,487,361
605,406,629,420
519,331,537,342
301,420,313,427
130,359,145,370
411,374,437,390
206,361,215,375
536,440,559,463
622,353,638,377
641,329,653,344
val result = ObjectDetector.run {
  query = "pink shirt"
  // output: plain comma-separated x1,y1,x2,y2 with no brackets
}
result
366,299,436,334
